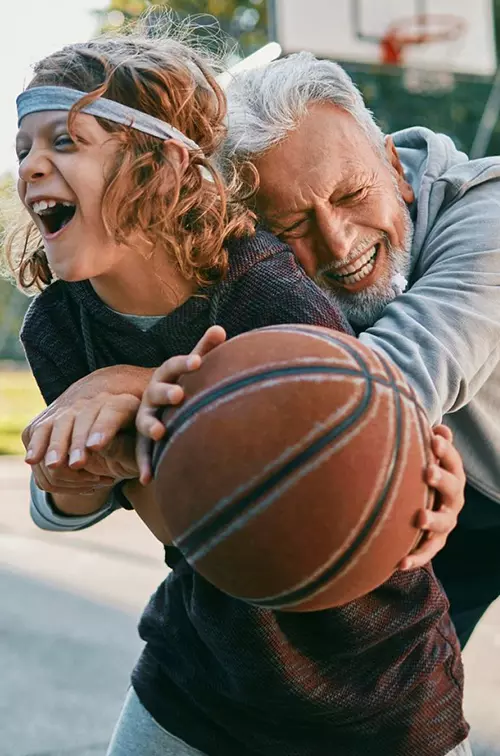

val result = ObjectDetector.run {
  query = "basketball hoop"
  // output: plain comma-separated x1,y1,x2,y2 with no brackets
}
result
380,14,466,94
380,14,466,67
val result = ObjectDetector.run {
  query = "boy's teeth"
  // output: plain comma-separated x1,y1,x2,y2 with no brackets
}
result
32,199,71,214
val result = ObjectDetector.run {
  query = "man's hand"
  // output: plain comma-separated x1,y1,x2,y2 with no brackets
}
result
24,392,141,470
23,365,153,470
30,433,140,496
136,326,227,485
399,425,466,570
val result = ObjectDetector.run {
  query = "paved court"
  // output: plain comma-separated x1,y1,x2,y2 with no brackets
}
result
0,456,499,756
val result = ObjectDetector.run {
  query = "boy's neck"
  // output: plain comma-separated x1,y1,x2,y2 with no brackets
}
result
89,245,196,316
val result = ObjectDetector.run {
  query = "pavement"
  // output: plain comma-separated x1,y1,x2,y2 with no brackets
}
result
0,455,499,756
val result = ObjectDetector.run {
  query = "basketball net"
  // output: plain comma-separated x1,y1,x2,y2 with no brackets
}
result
380,14,466,94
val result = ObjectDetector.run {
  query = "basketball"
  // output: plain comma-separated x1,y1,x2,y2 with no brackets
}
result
152,326,434,611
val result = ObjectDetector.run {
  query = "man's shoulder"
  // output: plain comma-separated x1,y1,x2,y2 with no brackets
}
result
437,156,500,203
396,125,500,200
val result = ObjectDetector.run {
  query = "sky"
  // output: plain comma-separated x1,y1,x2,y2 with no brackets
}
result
0,0,109,176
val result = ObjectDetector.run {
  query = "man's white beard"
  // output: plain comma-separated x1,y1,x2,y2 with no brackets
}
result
317,203,414,328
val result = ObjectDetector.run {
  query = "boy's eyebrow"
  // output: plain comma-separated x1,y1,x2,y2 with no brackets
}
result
16,114,70,140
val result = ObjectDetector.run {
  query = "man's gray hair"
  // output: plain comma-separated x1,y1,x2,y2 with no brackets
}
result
221,51,385,165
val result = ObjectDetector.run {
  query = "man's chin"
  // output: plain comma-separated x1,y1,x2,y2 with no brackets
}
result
317,275,396,328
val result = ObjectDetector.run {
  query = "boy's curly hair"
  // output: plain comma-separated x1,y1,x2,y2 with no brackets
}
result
6,17,256,292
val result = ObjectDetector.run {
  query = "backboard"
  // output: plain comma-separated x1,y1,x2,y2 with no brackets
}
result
273,0,497,76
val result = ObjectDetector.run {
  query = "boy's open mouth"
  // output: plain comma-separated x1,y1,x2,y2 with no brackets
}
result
31,199,77,236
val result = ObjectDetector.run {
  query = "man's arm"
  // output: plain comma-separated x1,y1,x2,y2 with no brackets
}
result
359,180,500,425
30,476,171,543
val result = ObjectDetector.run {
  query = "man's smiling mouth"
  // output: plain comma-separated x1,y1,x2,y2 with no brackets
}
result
324,245,379,286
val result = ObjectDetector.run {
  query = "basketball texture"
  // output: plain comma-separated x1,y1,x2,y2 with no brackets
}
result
152,326,434,611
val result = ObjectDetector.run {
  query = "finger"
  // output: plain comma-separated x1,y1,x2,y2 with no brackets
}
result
136,404,167,442
33,463,114,493
64,404,104,468
151,354,201,387
399,533,447,570
39,458,111,485
136,433,153,486
44,466,110,486
32,463,54,492
431,435,464,478
25,422,55,465
147,382,184,407
47,407,100,470
432,424,453,443
85,395,140,452
190,325,227,358
425,466,464,513
416,506,457,535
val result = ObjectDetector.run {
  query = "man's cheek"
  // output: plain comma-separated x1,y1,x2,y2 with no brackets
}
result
290,241,319,278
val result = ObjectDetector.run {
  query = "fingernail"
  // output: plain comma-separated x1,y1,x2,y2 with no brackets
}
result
186,356,199,369
167,388,181,402
69,449,82,466
25,449,34,461
87,433,104,448
45,450,59,466
404,560,413,570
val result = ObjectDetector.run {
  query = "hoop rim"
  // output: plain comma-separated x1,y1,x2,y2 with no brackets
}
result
382,13,467,47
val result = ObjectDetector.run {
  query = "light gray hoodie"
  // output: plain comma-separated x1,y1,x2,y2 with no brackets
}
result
359,127,500,506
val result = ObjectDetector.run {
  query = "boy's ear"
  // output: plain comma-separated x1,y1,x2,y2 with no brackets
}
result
163,139,190,177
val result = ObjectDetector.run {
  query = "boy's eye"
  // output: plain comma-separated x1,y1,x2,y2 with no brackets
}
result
54,134,75,148
16,149,29,163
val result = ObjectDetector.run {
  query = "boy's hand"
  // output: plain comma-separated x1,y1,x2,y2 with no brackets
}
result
136,326,226,485
399,425,466,570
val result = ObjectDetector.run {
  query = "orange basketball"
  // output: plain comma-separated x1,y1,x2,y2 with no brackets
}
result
152,326,434,611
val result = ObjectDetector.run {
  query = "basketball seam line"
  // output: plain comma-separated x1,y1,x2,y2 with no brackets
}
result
251,351,405,608
173,346,374,559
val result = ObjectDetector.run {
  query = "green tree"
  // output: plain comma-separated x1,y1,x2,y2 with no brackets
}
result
95,0,270,57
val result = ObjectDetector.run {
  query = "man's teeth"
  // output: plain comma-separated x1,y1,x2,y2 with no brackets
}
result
32,199,73,214
330,247,377,284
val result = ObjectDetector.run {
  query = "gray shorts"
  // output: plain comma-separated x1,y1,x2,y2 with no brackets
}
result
106,687,473,756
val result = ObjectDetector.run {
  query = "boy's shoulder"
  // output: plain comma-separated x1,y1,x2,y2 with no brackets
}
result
224,227,294,283
21,279,76,346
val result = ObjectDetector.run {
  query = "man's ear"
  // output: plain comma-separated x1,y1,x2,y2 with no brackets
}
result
384,135,414,204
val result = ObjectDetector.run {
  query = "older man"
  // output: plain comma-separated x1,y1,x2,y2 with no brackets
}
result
222,51,500,647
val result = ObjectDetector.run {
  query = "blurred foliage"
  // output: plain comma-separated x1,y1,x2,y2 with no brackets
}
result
0,369,44,455
0,175,29,362
95,0,270,56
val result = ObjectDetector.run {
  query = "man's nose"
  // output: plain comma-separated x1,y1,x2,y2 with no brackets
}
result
316,207,357,261
18,148,53,185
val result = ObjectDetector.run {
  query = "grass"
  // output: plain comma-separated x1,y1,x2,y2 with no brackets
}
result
0,367,45,455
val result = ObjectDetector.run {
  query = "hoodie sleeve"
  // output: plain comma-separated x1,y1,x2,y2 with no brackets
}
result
359,179,500,424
